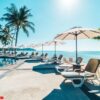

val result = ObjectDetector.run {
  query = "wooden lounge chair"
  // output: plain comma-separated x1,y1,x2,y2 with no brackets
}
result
61,59,100,87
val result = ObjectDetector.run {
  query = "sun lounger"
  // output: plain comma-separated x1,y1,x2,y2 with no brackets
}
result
44,54,57,63
56,57,83,73
56,54,63,64
42,53,48,61
30,52,35,58
35,52,39,56
16,52,29,59
30,53,47,61
45,54,63,64
61,59,100,87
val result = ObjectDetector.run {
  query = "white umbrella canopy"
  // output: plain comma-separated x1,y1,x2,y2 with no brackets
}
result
28,43,43,48
28,43,48,54
55,27,100,40
29,41,64,55
26,43,35,48
54,27,100,63
46,40,64,45
45,40,65,57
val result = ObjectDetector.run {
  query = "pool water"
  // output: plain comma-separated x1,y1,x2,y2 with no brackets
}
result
0,58,16,67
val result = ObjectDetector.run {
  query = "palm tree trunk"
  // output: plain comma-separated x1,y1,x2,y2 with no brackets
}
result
14,26,19,61
15,27,19,47
3,45,6,56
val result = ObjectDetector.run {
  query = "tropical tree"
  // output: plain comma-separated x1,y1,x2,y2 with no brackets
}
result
0,26,13,54
1,3,35,47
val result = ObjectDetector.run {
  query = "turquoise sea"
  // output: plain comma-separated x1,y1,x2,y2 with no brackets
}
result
14,50,100,63
32,50,100,63
1,47,100,63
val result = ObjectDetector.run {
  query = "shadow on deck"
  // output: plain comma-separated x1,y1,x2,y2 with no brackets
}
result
32,63,58,74
43,81,89,100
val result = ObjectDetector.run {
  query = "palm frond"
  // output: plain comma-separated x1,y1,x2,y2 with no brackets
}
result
0,25,13,46
22,26,29,37
1,4,35,46
27,24,35,33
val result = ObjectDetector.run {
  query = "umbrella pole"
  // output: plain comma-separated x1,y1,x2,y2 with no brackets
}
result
54,41,57,64
42,44,43,54
75,34,78,63
54,41,57,57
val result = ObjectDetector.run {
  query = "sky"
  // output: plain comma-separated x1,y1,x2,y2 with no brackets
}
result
0,0,100,51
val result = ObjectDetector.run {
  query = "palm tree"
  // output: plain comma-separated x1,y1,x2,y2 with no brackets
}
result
1,3,35,47
0,26,13,54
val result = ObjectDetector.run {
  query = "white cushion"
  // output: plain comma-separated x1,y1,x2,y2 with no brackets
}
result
61,71,94,78
61,72,81,78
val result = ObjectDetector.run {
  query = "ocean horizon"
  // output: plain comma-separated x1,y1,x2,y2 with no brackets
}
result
1,50,100,64
16,50,100,63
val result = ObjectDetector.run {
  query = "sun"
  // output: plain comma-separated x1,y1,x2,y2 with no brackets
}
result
57,0,80,12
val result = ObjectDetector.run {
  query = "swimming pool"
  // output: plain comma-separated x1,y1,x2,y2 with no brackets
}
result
0,58,16,67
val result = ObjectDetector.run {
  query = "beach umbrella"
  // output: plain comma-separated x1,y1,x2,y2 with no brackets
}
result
40,42,51,54
30,43,46,54
54,27,100,63
41,44,44,55
46,40,64,57
29,41,64,56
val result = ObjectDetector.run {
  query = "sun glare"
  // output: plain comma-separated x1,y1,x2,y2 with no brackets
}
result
57,0,80,12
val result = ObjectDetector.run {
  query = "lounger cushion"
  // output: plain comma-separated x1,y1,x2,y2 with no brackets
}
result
61,71,94,78
61,72,84,78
